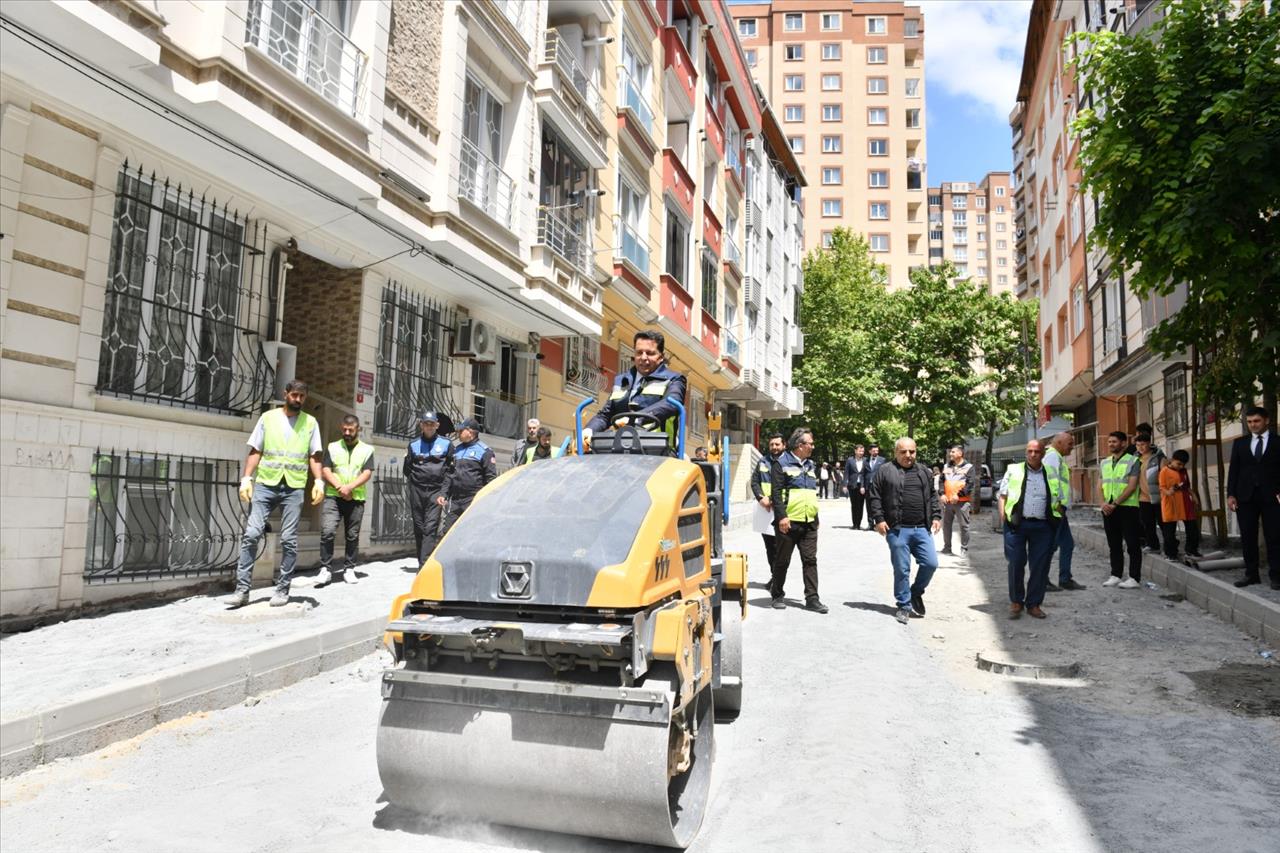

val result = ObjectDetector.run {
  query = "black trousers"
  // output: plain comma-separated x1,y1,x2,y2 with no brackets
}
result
440,494,477,538
1103,505,1142,581
770,520,819,602
1160,518,1200,559
761,534,777,576
1139,501,1162,549
319,497,364,571
409,492,444,566
1237,496,1280,583
849,489,866,529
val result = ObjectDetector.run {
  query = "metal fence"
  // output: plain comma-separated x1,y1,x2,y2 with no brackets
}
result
369,460,414,544
374,282,462,440
85,450,262,583
97,163,275,416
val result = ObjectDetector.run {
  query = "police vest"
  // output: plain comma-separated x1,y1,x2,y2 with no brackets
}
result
757,458,773,497
325,439,374,501
255,409,316,489
777,451,819,522
1002,462,1064,522
524,444,562,463
1101,454,1140,506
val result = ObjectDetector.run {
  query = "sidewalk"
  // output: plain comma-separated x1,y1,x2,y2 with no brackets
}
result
1,556,418,777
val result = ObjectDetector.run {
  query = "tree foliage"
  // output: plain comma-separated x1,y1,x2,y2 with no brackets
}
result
1071,0,1280,411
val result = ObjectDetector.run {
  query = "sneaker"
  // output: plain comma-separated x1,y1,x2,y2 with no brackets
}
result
1144,546,1161,555
1045,582,1063,593
771,596,786,610
940,548,954,556
224,590,249,607
1103,576,1122,588
269,590,289,607
1118,578,1140,589
961,547,969,556
315,568,332,587
342,570,359,585
910,592,926,616
805,598,829,614
1060,579,1088,591
895,607,912,625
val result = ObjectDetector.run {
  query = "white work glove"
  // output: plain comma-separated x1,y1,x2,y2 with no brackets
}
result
580,428,592,452
310,480,325,506
238,476,254,503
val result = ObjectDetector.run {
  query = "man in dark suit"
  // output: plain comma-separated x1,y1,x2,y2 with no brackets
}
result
844,444,870,529
1226,406,1280,589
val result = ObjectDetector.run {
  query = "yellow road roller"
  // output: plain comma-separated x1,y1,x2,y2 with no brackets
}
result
377,403,747,848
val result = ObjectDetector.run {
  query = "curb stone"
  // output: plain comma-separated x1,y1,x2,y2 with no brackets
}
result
0,614,387,778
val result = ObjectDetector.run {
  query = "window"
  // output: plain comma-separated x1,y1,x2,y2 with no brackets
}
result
996,204,1005,214
738,19,757,38
665,205,689,287
977,267,986,277
821,11,841,30
822,135,842,153
952,213,967,227
905,108,921,128
785,43,804,61
995,186,1006,196
928,194,942,206
821,198,842,217
929,229,943,241
822,74,842,91
977,249,987,260
975,196,986,209
821,231,834,249
784,105,804,122
822,43,841,61
996,222,1007,232
1163,367,1189,435
978,232,986,243
955,264,968,277
998,274,1008,285
953,228,967,243
869,201,889,220
952,196,967,209
867,107,887,125
700,250,718,319
867,46,886,64
788,136,804,153
869,170,888,188
953,247,968,261
617,175,650,273
619,38,654,137
867,77,888,94
745,49,757,67
905,78,920,97
904,18,920,38
997,257,1007,267
784,12,803,31
869,234,889,252
823,104,842,121
1070,196,1082,243
866,16,887,34
996,239,1007,249
868,138,888,156
98,164,266,415
976,214,986,226
822,167,842,185
784,75,804,91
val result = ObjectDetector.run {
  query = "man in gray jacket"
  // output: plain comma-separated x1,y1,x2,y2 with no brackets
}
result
940,445,978,555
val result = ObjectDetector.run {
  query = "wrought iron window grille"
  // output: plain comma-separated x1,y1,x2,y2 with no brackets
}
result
374,282,462,440
369,460,414,544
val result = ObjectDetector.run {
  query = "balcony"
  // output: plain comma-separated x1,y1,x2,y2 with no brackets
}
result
725,144,744,193
613,215,650,278
722,328,741,366
537,30,608,168
537,207,590,273
662,26,697,114
663,148,695,218
702,202,722,258
618,67,659,159
457,136,516,229
245,0,367,117
790,324,804,355
723,233,742,279
704,96,725,162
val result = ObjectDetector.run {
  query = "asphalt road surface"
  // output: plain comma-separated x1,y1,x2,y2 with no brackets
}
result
3,503,1278,852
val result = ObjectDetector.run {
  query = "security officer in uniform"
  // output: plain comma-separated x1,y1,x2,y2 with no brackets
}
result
750,432,786,576
769,426,828,614
583,330,687,452
998,439,1065,619
439,417,497,536
316,415,374,587
404,411,452,567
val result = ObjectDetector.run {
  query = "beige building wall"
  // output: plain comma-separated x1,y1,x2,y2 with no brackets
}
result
926,172,1014,294
732,0,925,290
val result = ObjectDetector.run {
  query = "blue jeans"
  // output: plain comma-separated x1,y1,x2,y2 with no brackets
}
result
1052,513,1075,583
236,482,304,593
887,526,938,608
1005,518,1055,607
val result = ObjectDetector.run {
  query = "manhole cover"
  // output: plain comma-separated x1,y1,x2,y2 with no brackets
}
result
976,651,1082,679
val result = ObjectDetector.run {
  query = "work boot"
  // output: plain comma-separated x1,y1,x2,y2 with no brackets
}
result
805,598,829,614
1060,579,1087,591
224,590,249,608
270,589,289,607
315,568,332,587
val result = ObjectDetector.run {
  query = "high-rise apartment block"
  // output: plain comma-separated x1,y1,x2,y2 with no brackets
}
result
927,172,1016,294
731,1,927,289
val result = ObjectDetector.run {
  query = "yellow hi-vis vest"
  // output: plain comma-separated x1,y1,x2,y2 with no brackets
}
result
757,458,772,497
1002,462,1065,522
524,444,563,463
325,439,374,501
1101,454,1140,506
777,451,819,522
255,409,316,489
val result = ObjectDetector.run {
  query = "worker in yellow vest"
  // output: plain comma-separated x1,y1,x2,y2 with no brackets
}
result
226,379,324,608
316,414,374,587
998,439,1065,620
521,426,562,464
1100,429,1144,589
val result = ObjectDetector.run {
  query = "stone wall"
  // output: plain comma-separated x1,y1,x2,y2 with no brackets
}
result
385,0,444,125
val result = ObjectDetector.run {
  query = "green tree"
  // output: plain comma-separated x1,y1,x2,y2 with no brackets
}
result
1071,0,1280,413
975,294,1041,467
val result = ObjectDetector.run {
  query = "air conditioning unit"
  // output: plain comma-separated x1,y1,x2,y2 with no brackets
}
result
453,318,497,362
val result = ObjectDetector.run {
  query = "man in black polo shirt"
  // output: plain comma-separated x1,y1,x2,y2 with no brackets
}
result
868,437,942,625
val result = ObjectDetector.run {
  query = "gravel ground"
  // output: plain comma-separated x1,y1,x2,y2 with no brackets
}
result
1,504,1277,852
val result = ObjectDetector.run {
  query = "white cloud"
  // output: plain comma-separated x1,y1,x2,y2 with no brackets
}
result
918,0,1033,121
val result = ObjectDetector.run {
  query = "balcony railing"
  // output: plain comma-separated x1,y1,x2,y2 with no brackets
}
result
538,207,590,272
493,0,537,45
544,30,605,125
614,215,650,276
618,67,656,138
458,136,516,229
724,233,741,271
723,328,740,362
245,0,367,117
1103,319,1123,354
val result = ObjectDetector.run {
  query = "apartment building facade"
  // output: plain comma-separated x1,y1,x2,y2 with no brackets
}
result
731,0,926,290
926,172,1015,294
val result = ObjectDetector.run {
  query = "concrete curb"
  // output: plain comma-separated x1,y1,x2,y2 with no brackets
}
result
1072,525,1280,646
0,614,387,778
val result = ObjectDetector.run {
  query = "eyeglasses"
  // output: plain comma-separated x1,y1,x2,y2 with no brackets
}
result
1027,450,1044,455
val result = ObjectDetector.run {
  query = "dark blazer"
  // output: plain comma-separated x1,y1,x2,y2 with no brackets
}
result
843,455,870,491
1227,430,1280,503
